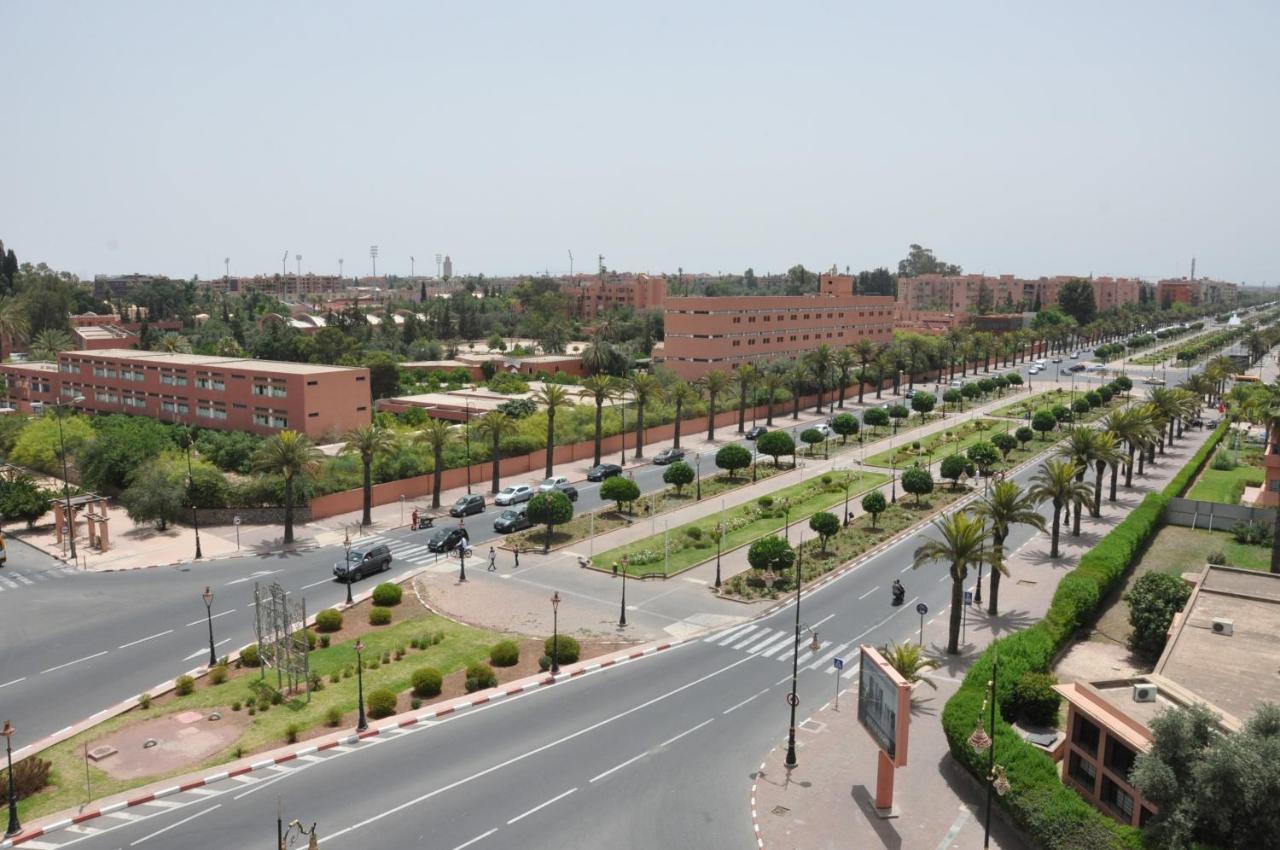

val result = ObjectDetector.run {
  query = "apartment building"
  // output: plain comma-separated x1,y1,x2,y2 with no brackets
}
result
0,349,370,439
92,274,172,299
208,274,346,297
1156,278,1239,308
897,274,1144,314
567,274,667,320
655,292,895,380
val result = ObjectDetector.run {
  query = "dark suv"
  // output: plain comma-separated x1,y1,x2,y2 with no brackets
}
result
586,463,623,481
333,544,392,583
427,526,471,553
449,493,486,517
653,447,685,465
494,507,532,533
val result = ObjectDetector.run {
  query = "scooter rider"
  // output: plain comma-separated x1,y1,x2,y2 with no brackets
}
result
891,579,905,604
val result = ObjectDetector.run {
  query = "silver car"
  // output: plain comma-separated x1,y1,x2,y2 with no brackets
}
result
495,484,534,506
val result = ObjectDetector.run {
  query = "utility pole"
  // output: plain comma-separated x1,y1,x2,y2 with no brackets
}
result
435,253,443,278
295,254,302,277
370,245,379,278
281,250,288,276
223,257,229,278
338,258,344,278
411,256,415,278
568,249,573,277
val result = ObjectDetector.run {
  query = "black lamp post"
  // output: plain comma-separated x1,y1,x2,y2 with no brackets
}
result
201,586,217,668
464,400,472,495
344,533,353,605
178,426,203,559
968,647,1009,848
891,457,897,504
550,592,561,674
616,558,628,627
619,405,627,465
782,498,791,542
783,540,804,770
458,531,468,583
3,720,20,838
55,395,85,562
695,453,701,500
842,471,852,526
355,639,368,733
713,522,724,589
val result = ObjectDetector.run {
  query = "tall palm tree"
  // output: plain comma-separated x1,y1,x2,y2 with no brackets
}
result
697,370,732,441
854,340,877,404
807,345,835,414
784,363,808,420
532,383,572,478
157,332,192,353
252,430,323,544
971,481,1046,616
0,296,30,350
474,409,518,494
577,375,617,466
913,511,996,654
944,328,965,380
759,369,785,427
1029,459,1092,558
874,350,894,399
1149,387,1196,452
342,424,395,527
28,328,73,361
834,348,857,408
734,364,759,433
666,380,699,448
628,372,663,459
1057,427,1101,533
1086,431,1124,517
414,418,454,508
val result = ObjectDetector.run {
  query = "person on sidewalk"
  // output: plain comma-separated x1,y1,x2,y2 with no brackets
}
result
411,508,419,529
514,547,520,568
488,546,497,571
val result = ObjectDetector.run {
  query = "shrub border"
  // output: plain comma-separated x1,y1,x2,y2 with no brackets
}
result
1163,419,1229,498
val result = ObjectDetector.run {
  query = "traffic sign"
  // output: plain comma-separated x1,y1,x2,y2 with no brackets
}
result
963,590,973,606
915,602,929,616
233,516,241,526
786,692,799,707
833,657,845,670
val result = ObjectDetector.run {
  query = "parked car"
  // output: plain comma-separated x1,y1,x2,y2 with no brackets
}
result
427,526,471,553
333,544,392,582
1070,351,1081,359
1051,357,1063,364
494,483,534,506
903,389,915,399
586,463,623,481
449,493,486,517
493,507,532,534
653,447,686,465
543,481,579,502
539,476,570,492
745,426,768,440
949,379,964,388
1143,376,1166,385
813,423,833,438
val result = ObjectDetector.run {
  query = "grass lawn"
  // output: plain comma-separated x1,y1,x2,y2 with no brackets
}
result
11,610,499,822
1185,449,1263,504
595,470,889,577
864,419,1007,469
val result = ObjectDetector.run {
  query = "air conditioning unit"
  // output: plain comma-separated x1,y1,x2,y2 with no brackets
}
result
1133,683,1158,703
1212,618,1234,636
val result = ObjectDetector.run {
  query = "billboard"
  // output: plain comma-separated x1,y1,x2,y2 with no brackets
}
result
858,645,911,767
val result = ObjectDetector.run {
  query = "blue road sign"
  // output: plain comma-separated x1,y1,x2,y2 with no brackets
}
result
833,657,845,670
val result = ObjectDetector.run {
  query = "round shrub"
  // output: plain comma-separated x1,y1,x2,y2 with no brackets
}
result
369,606,393,626
366,688,398,719
238,644,261,667
1207,551,1227,565
1125,571,1192,661
271,689,284,705
175,675,195,696
315,608,343,633
757,495,774,509
538,654,552,671
490,640,520,667
231,700,241,711
411,667,443,698
372,583,403,607
544,635,581,665
294,629,317,650
325,706,342,727
285,723,300,744
464,662,498,693
320,635,330,648
1010,672,1062,726
683,526,703,542
1072,399,1090,415
207,665,228,685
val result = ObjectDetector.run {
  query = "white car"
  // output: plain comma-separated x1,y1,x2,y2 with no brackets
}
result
949,379,964,388
539,476,570,492
814,423,833,438
1035,359,1047,366
1143,376,1166,386
495,484,534,505
1070,351,1081,359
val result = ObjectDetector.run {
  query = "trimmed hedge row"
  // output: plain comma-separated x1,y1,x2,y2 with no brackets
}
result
940,491,1172,850
1163,420,1229,498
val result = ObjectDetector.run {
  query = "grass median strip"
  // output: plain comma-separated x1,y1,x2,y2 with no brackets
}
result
863,419,1006,469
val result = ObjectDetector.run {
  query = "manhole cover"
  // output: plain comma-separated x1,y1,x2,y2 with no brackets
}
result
87,745,117,762
771,805,790,816
801,720,825,733
208,712,222,721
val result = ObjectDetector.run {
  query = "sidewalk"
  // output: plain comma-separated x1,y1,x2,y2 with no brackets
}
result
750,415,1213,848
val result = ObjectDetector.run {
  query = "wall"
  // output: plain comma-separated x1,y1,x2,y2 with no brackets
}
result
1163,497,1272,531
193,506,313,525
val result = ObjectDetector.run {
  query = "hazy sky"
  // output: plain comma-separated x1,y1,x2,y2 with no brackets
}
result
3,1,1277,284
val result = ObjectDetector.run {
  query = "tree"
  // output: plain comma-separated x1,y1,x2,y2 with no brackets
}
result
628,372,662,460
1057,278,1097,326
734,364,759,433
897,243,963,278
527,491,573,553
785,363,808,419
0,475,54,527
532,383,572,479
577,375,617,466
413,419,454,509
880,640,940,689
0,295,30,348
697,370,733,441
809,511,839,553
888,404,910,432
601,476,639,513
715,444,752,479
756,430,794,467
807,345,835,414
663,461,694,495
1126,571,1192,661
1015,426,1034,447
27,328,73,361
913,512,993,654
940,454,971,489
911,392,936,417
830,412,859,444
747,535,795,573
363,352,402,400
474,410,518,495
901,464,934,505
863,407,889,431
800,427,825,457
1029,459,1091,558
342,425,395,527
861,491,887,529
77,415,175,494
665,380,699,450
966,441,1001,480
854,340,877,404
943,388,963,411
1032,409,1058,439
9,413,93,475
252,430,322,544
156,331,192,353
971,480,1045,616
991,432,1017,459
834,348,857,408
121,459,186,530
759,369,785,426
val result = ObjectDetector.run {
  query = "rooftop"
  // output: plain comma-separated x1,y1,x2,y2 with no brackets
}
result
62,349,365,376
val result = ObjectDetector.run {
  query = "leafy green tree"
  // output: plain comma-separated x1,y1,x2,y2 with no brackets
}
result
747,535,794,573
363,352,402,400
888,404,909,431
1051,403,1071,422
756,430,794,467
413,419,454,509
971,480,1045,616
577,375,617,465
960,382,981,402
1125,571,1193,661
863,407,890,430
662,461,694,495
1004,372,1023,387
901,464,934,504
194,430,261,474
940,454,970,489
474,410,518,495
601,476,640,513
121,458,186,530
715,444,752,479
943,388,963,410
966,441,1001,479
252,430,323,544
897,243,962,277
527,491,573,553
829,412,859,444
697,371,733,441
861,490,887,529
0,475,55,527
1057,278,1097,326
808,511,839,553
1015,426,1034,447
912,512,993,654
532,384,572,479
991,432,1017,458
1032,410,1058,439
911,392,936,417
800,427,825,457
77,415,175,494
9,414,94,475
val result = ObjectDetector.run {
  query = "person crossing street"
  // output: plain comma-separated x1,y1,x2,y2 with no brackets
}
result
488,546,497,571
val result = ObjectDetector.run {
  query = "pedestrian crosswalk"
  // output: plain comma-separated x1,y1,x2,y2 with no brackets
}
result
0,567,78,592
702,623,860,675
351,534,443,567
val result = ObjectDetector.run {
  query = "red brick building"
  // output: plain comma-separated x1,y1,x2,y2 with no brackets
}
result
897,274,1143,315
568,274,666,320
0,349,370,439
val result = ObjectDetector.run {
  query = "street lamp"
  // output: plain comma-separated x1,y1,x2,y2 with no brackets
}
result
458,529,468,583
969,647,1009,849
55,395,85,562
201,586,218,668
3,720,19,838
615,558,628,627
355,640,368,732
784,537,805,770
343,532,353,605
464,401,472,495
891,456,897,504
695,452,701,501
280,817,319,850
782,498,792,542
619,404,627,465
550,592,562,674
713,522,724,589
178,426,203,559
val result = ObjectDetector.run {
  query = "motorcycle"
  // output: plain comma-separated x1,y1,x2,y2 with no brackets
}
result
891,583,905,606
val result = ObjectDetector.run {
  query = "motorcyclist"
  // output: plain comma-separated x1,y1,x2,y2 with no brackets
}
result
891,579,905,604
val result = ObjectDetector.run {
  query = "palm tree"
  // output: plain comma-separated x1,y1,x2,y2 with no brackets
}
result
157,332,193,353
971,481,1046,616
853,340,877,404
913,511,996,654
1149,387,1196,452
577,375,617,466
628,372,663,459
834,348,857,409
807,344,835,414
759,369,785,427
734,364,759,434
0,296,30,349
342,424,395,527
532,383,572,478
784,363,808,420
581,334,615,376
1029,459,1091,558
944,328,965,380
697,370,732,441
666,380,699,448
1087,431,1124,517
414,418,454,508
474,409,519,494
880,640,941,690
252,430,323,544
1057,427,1102,533
28,328,73,361
874,350,894,400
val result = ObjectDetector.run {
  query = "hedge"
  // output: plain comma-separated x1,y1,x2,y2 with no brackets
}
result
1162,419,1228,498
940,491,1170,850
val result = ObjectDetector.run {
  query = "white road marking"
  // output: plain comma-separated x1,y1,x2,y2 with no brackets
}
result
722,688,770,715
589,752,648,783
807,641,853,671
811,613,836,628
451,828,498,850
182,639,231,661
129,803,221,846
935,804,974,850
224,570,281,586
755,635,797,659
300,578,334,590
712,623,757,645
184,609,234,627
506,787,577,825
118,630,174,650
743,630,784,653
661,718,714,748
0,677,26,689
728,627,767,649
40,650,109,674
858,586,879,600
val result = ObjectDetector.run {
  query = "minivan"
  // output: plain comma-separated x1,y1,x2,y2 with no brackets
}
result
450,493,486,517
333,544,392,582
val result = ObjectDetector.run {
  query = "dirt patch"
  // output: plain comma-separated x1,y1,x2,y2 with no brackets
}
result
89,707,251,781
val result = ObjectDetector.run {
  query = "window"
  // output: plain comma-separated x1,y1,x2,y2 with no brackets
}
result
60,386,78,398
94,390,119,403
1068,752,1097,788
124,395,146,408
197,405,227,421
59,362,79,374
92,366,118,378
160,374,188,387
122,369,145,381
161,400,189,415
1105,739,1136,778
195,376,225,391
1073,714,1101,755
1101,776,1134,820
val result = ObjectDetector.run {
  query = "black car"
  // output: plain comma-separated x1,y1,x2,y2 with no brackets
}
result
493,507,532,534
449,493,486,517
427,526,471,553
333,544,392,582
586,463,623,481
556,483,580,502
652,447,685,465
745,426,768,440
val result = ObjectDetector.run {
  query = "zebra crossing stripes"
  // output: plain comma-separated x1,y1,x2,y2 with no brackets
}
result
348,534,440,566
0,568,77,592
703,625,855,675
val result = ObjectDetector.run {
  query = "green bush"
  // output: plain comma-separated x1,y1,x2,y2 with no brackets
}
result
757,495,774,509
320,635,330,648
372,582,403,607
544,635,581,665
285,723,301,744
411,667,443,698
1010,672,1062,726
138,693,152,709
1164,420,1227,498
271,689,284,705
683,525,703,542
1126,571,1193,662
464,662,498,693
0,755,51,803
231,700,241,711
366,688,398,719
315,608,343,633
490,640,520,667
369,606,393,626
175,675,195,696
239,644,261,667
207,665,228,685
325,706,342,727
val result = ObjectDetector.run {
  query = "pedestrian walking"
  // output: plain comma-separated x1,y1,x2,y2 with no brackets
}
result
514,547,520,568
488,546,497,572
411,508,419,529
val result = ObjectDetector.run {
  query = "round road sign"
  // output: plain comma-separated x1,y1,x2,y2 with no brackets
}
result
916,602,929,616
234,516,241,526
786,692,799,707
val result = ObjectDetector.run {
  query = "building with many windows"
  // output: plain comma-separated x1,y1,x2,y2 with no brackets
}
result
0,349,370,439
896,273,1144,314
567,274,667,320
